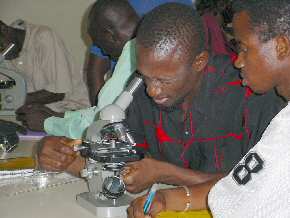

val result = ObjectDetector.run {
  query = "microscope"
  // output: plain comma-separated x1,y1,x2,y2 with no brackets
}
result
0,44,26,115
75,76,144,218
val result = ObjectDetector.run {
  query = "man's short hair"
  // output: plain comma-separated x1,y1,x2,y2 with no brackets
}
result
233,0,290,42
87,0,134,42
136,3,205,61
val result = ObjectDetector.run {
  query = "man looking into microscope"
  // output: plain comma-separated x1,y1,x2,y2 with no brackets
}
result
37,3,285,195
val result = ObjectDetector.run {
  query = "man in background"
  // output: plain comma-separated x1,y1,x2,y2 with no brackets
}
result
86,0,194,105
0,20,90,131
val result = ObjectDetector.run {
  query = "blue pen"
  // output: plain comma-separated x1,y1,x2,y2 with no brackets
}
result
143,184,158,215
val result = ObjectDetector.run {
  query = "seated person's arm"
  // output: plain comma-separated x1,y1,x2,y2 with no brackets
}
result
121,158,225,193
25,89,65,105
16,103,64,131
127,177,222,218
16,89,65,131
86,54,110,105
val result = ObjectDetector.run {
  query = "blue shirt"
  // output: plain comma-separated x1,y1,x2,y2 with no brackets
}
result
129,0,193,17
90,0,194,68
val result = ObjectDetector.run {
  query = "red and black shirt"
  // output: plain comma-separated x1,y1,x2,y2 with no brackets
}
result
126,55,285,173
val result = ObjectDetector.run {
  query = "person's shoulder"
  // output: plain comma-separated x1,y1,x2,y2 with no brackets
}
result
208,54,238,75
205,54,240,86
210,54,232,68
247,89,287,110
27,22,59,42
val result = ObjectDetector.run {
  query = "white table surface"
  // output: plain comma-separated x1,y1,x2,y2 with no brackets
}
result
0,178,100,218
0,139,132,218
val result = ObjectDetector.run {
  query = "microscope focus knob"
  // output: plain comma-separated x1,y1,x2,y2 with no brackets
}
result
73,144,87,152
80,169,90,178
5,95,14,103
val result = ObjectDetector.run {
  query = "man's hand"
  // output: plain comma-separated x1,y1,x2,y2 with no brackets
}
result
16,103,63,131
121,158,163,193
25,90,65,105
37,136,85,176
127,190,166,218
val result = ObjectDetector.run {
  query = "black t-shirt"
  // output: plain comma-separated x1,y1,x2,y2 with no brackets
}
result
125,55,286,173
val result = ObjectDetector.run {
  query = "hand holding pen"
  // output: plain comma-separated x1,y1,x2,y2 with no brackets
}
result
143,183,159,215
127,183,166,218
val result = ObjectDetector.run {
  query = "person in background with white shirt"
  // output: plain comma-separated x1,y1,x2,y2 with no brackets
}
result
0,20,90,131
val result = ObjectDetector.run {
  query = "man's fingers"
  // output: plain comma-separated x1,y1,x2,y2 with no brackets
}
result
44,147,75,162
16,104,32,113
128,197,149,218
120,165,135,177
124,184,135,193
40,162,61,172
121,162,138,178
60,138,82,147
58,138,82,154
58,145,77,156
16,113,26,121
38,155,68,171
47,141,77,156
125,183,143,194
127,205,134,218
125,161,138,167
121,169,136,185
15,107,25,114
149,204,162,218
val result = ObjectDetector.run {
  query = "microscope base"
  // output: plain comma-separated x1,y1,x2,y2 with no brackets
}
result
76,192,133,218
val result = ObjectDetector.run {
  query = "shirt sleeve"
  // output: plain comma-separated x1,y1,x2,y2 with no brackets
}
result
90,45,108,58
32,26,90,112
44,39,137,137
97,39,137,109
33,26,74,94
128,0,194,17
44,106,99,139
244,89,286,152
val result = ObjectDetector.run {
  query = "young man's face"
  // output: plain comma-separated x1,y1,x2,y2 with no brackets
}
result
100,9,138,60
137,44,204,109
233,11,280,94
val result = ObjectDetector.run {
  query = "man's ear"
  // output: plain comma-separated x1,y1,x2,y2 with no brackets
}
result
104,27,116,43
192,51,209,72
276,35,290,60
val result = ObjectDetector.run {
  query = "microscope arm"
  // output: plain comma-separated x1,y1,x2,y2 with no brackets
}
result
99,76,143,123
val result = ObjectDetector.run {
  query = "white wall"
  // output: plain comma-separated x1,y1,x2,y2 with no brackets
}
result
0,0,96,70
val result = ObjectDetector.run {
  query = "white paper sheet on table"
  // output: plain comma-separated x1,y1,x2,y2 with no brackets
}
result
0,170,81,197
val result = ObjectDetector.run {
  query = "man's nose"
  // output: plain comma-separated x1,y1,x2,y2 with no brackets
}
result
146,81,162,98
234,54,245,69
